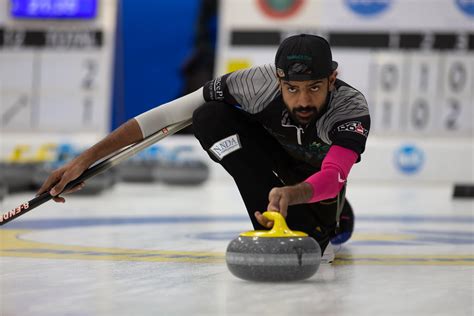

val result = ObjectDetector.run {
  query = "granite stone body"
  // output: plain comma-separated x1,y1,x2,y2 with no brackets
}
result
226,236,322,282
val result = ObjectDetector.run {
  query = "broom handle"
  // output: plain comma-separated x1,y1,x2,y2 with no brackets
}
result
0,118,192,226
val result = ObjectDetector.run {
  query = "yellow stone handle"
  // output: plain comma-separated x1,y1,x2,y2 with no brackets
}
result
7,145,31,163
240,211,308,238
34,143,57,162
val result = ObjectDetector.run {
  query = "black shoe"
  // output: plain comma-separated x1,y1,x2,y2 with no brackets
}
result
330,200,354,245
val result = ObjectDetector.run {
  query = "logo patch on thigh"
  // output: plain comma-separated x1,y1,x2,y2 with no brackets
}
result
210,134,241,160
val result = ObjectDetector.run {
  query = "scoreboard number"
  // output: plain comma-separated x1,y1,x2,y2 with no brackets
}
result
81,58,98,126
371,53,406,134
371,52,472,136
439,54,473,135
405,53,439,134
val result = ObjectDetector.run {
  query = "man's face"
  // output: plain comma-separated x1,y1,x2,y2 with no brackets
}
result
279,71,337,125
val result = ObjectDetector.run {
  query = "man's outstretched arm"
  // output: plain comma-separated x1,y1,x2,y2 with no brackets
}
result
38,88,206,202
37,118,144,201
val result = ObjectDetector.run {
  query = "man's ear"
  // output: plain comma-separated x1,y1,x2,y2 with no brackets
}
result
278,78,284,92
329,70,338,91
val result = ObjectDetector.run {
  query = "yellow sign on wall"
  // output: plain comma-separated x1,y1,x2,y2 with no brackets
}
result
226,59,252,73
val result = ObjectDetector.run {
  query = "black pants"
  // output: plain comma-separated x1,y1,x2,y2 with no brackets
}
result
193,102,345,252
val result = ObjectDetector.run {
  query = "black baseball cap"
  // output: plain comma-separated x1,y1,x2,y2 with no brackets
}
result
275,34,338,81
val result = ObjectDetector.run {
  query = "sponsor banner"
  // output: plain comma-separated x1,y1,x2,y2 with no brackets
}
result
350,137,474,183
256,0,306,19
344,0,391,17
455,0,474,17
219,0,474,30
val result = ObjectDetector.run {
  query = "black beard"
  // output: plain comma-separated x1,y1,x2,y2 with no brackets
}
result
290,107,319,125
293,106,318,115
280,84,331,126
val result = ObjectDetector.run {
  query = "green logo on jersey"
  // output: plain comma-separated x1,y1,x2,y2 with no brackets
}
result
308,142,330,159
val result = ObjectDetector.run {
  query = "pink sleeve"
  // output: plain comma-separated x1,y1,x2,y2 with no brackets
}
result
304,145,358,203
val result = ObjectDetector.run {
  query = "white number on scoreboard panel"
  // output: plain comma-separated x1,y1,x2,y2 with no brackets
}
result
0,52,34,131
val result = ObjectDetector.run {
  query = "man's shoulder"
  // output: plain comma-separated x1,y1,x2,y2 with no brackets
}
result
203,64,279,108
224,64,280,114
330,79,369,113
333,79,366,100
316,79,371,150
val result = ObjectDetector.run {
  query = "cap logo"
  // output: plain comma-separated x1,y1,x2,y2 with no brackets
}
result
276,68,286,78
287,54,312,61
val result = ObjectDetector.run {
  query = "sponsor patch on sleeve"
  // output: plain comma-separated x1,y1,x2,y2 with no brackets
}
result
208,77,225,101
209,134,241,160
336,121,369,137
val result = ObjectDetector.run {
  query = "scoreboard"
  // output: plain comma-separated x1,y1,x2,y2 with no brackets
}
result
0,0,116,134
371,51,472,137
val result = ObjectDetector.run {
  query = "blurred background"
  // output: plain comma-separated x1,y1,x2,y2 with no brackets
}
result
0,0,472,199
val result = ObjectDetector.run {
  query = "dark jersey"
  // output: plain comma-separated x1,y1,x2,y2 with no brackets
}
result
203,64,370,169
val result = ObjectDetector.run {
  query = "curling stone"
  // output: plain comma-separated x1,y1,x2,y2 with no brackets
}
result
1,144,56,192
0,145,35,192
119,160,159,182
226,212,321,282
157,159,209,185
0,179,8,202
154,145,209,185
118,146,162,183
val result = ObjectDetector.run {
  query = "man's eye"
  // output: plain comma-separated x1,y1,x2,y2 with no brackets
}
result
288,87,297,93
310,86,320,92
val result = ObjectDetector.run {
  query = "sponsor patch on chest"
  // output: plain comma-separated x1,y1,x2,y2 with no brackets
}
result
336,121,368,137
210,134,242,160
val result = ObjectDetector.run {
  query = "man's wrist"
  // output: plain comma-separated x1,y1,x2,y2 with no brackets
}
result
73,150,96,168
288,182,313,205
